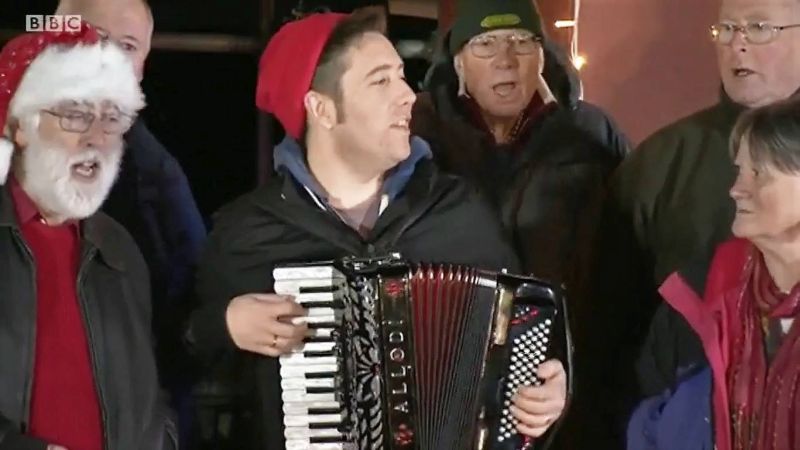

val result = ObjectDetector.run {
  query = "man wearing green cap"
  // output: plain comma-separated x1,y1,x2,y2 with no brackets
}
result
412,1,629,448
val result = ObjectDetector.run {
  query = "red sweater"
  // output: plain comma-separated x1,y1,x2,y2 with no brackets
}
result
10,179,103,450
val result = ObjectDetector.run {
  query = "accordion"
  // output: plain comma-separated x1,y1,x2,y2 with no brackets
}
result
274,255,571,450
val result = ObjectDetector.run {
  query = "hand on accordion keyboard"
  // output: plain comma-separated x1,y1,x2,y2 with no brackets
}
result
225,293,308,357
509,359,567,438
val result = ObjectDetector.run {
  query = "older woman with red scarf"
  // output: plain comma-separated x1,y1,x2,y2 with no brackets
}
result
629,98,800,450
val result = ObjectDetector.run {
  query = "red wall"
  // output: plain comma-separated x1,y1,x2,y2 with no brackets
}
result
579,0,720,145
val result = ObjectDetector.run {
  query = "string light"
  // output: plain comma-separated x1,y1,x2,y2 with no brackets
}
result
554,0,586,72
573,54,587,70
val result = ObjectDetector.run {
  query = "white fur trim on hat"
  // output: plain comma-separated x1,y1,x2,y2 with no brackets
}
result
0,137,13,185
9,42,145,119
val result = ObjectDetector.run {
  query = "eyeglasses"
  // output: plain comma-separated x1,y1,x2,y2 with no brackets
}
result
467,33,542,59
41,108,135,135
710,22,800,45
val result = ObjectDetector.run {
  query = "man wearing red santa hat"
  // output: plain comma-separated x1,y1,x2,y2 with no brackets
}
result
0,23,176,450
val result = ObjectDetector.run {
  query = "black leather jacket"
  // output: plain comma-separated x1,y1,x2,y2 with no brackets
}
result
0,186,177,450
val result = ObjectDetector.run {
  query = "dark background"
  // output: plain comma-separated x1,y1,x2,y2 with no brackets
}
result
0,0,436,222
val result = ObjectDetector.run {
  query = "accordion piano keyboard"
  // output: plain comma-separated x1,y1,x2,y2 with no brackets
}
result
274,266,355,450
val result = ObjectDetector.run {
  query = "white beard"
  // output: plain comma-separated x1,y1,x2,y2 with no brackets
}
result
17,134,123,223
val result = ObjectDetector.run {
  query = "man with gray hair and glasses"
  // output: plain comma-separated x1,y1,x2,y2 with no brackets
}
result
591,0,800,441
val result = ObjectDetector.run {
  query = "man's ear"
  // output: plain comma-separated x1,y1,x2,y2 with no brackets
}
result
453,53,465,78
536,45,545,74
10,118,29,150
453,53,469,97
304,90,337,130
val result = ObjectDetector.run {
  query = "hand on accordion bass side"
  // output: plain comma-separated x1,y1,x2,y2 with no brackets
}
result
225,293,309,357
509,359,568,438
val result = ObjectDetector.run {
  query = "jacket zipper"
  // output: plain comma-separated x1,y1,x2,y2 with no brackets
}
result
11,229,37,434
76,246,110,449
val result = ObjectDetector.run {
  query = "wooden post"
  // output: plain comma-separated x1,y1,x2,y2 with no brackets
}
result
257,0,274,186
438,0,456,32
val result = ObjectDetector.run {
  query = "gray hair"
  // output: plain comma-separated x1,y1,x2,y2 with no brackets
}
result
730,98,800,173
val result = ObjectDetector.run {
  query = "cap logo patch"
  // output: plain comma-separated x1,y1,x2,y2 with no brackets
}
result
480,14,522,29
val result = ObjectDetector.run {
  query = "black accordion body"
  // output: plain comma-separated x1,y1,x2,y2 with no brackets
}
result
274,256,571,450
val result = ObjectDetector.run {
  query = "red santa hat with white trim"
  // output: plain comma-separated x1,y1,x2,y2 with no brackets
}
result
0,21,145,184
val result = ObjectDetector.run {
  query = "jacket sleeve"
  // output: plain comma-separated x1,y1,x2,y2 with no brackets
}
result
0,418,47,450
595,106,631,163
626,366,713,450
572,101,632,164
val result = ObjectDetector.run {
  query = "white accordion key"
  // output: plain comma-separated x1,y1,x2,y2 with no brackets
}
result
281,354,337,366
273,265,343,281
283,390,337,403
291,313,341,326
281,377,335,390
284,412,344,427
293,341,336,353
306,307,337,317
280,363,338,377
284,426,344,439
286,440,350,450
291,292,343,303
283,400,341,414
306,328,334,339
273,277,345,294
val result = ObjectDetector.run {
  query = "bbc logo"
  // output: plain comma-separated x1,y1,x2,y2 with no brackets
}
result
26,15,82,32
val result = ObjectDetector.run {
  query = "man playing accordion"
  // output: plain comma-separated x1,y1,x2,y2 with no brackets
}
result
186,10,567,450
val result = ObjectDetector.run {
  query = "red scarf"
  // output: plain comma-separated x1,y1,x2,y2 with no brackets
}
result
727,250,800,450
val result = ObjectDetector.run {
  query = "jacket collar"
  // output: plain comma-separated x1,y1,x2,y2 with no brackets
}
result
254,152,453,255
658,238,752,450
716,85,800,127
0,184,127,271
272,135,433,209
717,87,747,128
